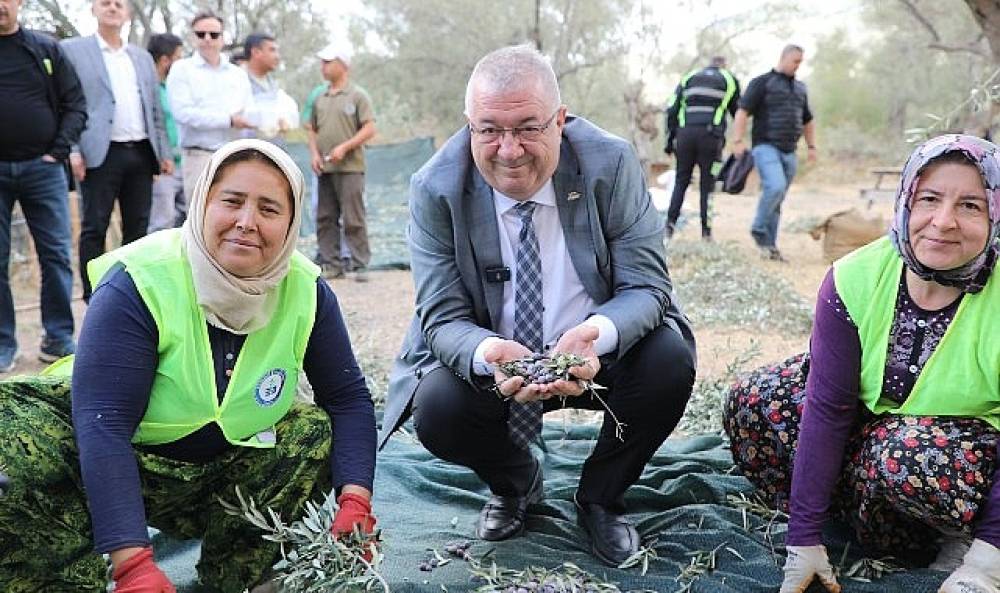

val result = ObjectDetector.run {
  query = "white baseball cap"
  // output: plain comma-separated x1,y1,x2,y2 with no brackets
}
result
316,42,352,66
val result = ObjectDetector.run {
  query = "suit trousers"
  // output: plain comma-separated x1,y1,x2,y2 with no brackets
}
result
411,324,695,512
667,126,723,234
78,141,156,299
316,172,370,271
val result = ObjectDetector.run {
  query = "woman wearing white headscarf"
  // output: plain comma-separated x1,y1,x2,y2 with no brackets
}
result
0,140,377,593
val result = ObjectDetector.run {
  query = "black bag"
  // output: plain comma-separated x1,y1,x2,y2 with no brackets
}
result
718,151,754,194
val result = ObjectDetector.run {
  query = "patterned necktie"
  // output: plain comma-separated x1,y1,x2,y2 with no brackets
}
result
508,201,544,447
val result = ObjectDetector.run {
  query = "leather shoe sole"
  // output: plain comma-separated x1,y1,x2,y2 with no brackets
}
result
575,496,639,566
476,464,543,541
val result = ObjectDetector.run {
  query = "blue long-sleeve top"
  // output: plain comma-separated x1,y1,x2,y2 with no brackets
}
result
71,267,377,553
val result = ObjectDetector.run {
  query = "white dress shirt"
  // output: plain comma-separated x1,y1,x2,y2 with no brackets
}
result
472,180,619,375
166,52,254,150
97,35,146,142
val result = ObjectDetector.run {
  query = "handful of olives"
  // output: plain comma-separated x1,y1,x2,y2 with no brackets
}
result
496,352,591,386
495,352,625,441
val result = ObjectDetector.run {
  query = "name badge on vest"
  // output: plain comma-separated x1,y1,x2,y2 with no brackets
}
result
255,368,287,407
255,428,277,444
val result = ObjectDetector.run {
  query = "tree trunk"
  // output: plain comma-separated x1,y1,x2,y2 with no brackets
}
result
964,0,1000,63
963,1,1000,137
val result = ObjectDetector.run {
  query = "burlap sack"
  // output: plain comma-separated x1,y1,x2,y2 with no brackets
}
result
809,208,887,263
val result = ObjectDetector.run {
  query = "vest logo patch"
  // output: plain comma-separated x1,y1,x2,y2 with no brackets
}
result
343,103,356,116
255,369,287,407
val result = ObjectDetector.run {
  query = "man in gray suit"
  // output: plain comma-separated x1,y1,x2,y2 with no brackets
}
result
62,0,171,300
380,45,696,566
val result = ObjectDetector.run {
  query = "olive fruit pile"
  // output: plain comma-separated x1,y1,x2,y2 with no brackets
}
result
496,353,589,386
417,539,474,572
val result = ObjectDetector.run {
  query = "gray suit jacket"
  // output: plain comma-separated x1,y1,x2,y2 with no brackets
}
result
61,35,169,169
378,116,695,449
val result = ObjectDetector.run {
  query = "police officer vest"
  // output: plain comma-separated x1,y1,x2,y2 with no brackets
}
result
833,237,1000,428
670,66,738,129
87,229,320,447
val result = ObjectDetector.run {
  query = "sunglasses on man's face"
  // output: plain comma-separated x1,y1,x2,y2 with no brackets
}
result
193,30,222,40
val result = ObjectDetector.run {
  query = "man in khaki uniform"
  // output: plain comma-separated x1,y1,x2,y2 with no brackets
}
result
308,42,376,281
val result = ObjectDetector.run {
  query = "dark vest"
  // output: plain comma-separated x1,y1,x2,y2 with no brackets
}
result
676,66,737,132
751,71,808,153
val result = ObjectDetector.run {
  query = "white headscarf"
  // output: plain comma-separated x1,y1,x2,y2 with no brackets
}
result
180,139,305,334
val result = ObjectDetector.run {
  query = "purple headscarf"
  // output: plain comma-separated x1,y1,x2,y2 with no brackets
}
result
890,134,1000,294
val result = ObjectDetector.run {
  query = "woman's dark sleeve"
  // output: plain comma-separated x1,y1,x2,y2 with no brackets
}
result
976,455,1000,548
303,280,376,492
71,268,159,553
786,268,862,546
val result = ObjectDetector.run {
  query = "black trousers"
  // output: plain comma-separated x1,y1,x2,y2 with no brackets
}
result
78,141,156,299
667,127,724,234
411,325,695,513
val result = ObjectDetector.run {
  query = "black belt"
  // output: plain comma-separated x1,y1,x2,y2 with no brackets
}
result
110,139,149,148
184,146,215,153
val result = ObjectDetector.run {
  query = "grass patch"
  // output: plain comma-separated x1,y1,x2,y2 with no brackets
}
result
668,239,813,335
677,340,760,436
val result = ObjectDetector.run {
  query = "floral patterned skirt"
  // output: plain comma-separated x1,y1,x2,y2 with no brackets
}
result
722,353,1000,556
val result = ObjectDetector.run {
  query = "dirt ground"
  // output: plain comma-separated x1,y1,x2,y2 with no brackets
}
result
682,178,894,378
5,172,896,387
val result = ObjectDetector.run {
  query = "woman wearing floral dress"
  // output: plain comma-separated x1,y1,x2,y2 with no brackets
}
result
724,134,1000,593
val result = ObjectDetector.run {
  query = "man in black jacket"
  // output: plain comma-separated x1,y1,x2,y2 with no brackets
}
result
664,56,740,241
731,44,816,261
0,0,88,373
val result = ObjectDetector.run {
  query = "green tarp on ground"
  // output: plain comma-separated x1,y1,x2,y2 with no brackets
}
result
156,423,950,592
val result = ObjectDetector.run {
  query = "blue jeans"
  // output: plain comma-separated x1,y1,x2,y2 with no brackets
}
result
750,144,798,248
0,157,75,354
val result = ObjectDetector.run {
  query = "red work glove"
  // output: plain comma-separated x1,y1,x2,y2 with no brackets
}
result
113,547,176,593
331,492,377,537
331,492,378,563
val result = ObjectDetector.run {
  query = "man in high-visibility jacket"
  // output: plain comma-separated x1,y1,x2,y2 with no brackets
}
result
664,56,740,241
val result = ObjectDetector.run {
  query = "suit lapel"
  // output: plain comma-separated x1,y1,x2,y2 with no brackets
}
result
126,47,145,98
126,46,152,131
466,170,505,330
553,141,603,300
88,35,113,95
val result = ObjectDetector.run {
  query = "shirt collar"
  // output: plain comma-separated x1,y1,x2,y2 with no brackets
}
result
96,33,126,55
494,179,556,215
193,51,230,69
325,82,353,97
771,68,795,81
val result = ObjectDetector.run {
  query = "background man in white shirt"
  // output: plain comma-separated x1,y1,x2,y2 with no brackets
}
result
242,32,297,148
166,11,254,209
61,0,171,301
379,45,696,568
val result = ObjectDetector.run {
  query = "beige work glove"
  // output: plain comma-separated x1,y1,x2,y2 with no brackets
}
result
780,545,842,593
939,539,1000,593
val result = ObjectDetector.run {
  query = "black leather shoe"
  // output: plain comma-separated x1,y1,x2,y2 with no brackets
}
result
475,465,543,541
575,497,639,566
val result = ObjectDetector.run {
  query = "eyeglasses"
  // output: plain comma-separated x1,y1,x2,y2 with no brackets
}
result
193,30,222,40
468,109,561,145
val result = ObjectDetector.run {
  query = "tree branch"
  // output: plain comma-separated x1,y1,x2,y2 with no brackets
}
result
927,41,989,57
556,52,615,81
32,0,79,37
897,0,942,42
